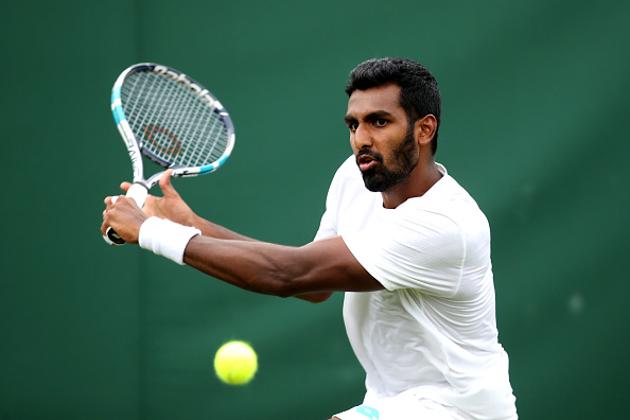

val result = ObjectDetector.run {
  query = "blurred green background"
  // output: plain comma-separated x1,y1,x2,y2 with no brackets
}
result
1,0,629,418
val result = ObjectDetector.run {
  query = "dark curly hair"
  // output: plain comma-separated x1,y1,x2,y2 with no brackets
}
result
345,58,441,154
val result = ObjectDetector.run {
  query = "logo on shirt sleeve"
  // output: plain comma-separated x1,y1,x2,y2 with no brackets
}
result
355,405,380,419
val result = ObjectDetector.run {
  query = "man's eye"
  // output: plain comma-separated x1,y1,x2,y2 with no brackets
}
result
349,123,358,132
374,119,388,127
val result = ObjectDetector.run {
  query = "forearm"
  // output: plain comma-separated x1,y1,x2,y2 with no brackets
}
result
190,214,254,241
183,236,314,297
187,216,332,302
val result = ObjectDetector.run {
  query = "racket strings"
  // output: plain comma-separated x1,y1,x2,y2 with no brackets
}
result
121,71,229,168
150,73,204,163
182,85,218,164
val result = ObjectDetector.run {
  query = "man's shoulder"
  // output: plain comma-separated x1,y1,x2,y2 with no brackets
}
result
401,172,489,234
420,170,482,211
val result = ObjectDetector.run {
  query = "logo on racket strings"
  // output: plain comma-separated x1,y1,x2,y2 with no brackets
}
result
143,124,182,158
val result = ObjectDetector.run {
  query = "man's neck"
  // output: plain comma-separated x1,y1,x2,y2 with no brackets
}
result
380,160,443,209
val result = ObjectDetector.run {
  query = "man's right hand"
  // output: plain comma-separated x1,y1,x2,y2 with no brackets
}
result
120,170,198,227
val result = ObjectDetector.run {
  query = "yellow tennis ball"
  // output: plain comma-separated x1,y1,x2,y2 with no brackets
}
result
213,340,258,385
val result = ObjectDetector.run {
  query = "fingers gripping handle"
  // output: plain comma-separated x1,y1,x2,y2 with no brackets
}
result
103,183,149,246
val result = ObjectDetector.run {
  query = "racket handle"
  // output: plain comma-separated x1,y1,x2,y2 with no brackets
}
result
103,183,149,246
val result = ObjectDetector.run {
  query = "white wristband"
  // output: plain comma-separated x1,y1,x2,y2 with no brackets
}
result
138,217,201,265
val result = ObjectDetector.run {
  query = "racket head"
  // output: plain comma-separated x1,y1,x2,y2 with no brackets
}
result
111,63,235,185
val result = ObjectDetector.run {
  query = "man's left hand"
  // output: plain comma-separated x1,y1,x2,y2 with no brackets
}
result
101,195,148,244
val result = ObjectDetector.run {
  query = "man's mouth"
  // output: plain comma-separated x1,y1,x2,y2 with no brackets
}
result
357,154,380,172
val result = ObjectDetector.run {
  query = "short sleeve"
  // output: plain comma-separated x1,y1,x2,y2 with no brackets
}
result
314,207,337,241
313,157,355,242
342,209,465,296
313,171,340,242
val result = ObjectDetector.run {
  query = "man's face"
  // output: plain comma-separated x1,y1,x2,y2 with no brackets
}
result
344,84,419,192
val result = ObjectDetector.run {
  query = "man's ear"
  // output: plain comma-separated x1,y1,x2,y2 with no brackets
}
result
414,114,438,147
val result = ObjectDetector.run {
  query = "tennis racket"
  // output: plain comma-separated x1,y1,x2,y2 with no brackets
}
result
103,63,235,245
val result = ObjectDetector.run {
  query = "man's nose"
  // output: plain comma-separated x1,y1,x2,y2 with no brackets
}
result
352,124,372,150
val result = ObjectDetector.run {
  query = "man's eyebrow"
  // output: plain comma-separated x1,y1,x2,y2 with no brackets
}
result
344,114,357,125
344,110,394,123
365,110,394,120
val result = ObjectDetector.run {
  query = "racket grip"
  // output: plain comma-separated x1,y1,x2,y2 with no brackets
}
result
103,183,149,246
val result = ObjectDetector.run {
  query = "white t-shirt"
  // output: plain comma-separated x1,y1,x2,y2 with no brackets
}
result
315,156,517,420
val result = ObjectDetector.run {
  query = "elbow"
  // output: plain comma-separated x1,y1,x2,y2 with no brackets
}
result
273,282,295,298
272,276,333,303
257,249,330,302
253,266,298,298
271,278,309,299
274,283,333,303
258,254,305,298
301,292,333,303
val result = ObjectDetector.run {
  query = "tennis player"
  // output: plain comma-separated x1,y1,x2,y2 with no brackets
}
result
102,57,517,419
